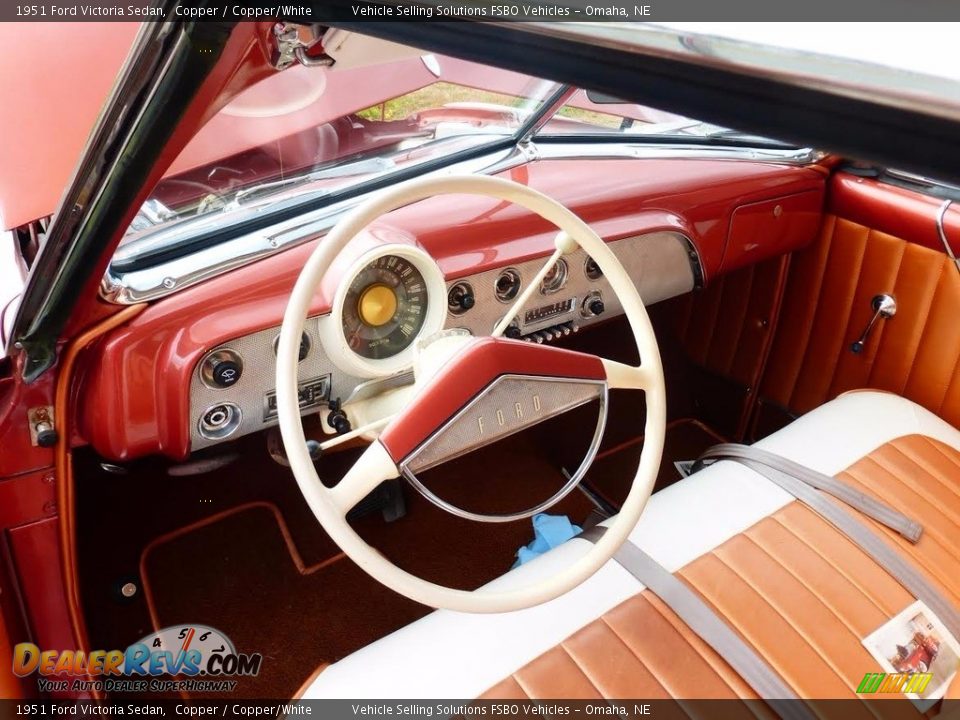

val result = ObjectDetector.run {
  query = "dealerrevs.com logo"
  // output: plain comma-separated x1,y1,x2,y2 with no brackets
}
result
13,625,262,694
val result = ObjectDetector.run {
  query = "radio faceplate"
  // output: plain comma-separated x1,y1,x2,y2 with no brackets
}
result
523,297,575,326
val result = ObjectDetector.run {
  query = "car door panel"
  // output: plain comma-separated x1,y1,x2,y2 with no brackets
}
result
758,173,960,429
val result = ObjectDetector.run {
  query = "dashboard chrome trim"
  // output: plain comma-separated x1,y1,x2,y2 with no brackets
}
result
188,316,364,453
448,231,699,339
185,228,698,453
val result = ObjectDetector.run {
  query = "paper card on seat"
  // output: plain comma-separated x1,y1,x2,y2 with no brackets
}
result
861,599,960,711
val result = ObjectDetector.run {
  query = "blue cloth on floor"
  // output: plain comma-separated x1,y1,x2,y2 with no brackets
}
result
512,513,583,567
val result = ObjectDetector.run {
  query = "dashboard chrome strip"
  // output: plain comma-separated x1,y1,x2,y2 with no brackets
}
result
103,142,810,305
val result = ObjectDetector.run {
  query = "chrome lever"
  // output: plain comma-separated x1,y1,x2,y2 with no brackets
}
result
850,294,897,354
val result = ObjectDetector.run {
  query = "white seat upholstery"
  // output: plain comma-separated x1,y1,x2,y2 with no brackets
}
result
303,391,960,699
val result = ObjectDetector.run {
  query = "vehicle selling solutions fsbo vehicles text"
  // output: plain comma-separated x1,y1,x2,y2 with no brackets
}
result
350,4,651,16
350,705,652,716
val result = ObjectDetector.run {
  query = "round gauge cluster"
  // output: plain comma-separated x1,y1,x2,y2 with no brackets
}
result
495,268,522,302
540,258,569,294
341,254,429,360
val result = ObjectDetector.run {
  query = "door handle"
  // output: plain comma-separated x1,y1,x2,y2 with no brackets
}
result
850,294,896,354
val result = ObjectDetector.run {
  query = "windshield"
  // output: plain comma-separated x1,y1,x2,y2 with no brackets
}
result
121,55,560,242
114,49,798,270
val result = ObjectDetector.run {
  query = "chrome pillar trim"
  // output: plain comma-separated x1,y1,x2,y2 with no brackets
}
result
398,375,608,524
936,199,960,274
516,85,577,144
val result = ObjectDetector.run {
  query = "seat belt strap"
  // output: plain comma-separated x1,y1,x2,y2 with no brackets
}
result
703,450,960,643
700,443,923,543
579,526,815,720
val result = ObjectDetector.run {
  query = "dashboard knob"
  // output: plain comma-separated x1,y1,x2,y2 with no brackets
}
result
589,298,605,316
211,358,242,388
201,349,244,389
505,326,522,340
273,332,311,362
447,282,476,315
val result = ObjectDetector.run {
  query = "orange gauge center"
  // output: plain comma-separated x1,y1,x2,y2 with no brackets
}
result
358,284,398,327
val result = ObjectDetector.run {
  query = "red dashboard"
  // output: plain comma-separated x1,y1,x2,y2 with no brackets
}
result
77,156,825,461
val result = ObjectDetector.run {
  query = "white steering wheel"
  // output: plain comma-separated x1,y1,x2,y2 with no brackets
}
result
276,175,665,613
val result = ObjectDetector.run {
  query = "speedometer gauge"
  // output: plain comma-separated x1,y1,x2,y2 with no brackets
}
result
342,255,428,359
318,244,447,379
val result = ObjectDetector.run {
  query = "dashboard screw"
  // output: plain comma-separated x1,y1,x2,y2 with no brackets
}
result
162,277,176,289
120,582,138,598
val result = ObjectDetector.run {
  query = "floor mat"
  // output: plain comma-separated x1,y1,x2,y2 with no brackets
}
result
580,419,726,509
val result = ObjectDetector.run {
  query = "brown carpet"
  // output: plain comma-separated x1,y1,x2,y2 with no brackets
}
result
125,428,592,700
582,418,726,509
141,504,421,700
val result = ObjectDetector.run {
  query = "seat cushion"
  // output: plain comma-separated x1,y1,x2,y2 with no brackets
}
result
302,391,960,700
483,437,960,705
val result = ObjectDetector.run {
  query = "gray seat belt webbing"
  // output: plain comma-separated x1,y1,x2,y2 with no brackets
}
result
704,452,960,643
700,443,923,543
579,526,814,720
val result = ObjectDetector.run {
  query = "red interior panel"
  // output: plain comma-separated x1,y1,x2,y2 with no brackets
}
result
722,189,824,272
829,172,960,253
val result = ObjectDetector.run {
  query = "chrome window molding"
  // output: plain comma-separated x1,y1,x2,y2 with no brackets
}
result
534,142,820,165
102,140,813,305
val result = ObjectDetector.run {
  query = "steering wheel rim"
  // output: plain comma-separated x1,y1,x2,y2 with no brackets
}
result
276,174,666,613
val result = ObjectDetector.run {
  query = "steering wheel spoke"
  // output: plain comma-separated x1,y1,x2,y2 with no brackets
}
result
601,358,654,391
329,441,399,516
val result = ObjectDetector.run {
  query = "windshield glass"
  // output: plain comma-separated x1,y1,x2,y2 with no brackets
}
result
538,89,790,146
121,55,560,241
115,49,797,269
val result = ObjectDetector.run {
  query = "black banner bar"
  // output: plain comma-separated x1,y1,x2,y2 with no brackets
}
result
5,0,960,22
6,699,960,719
